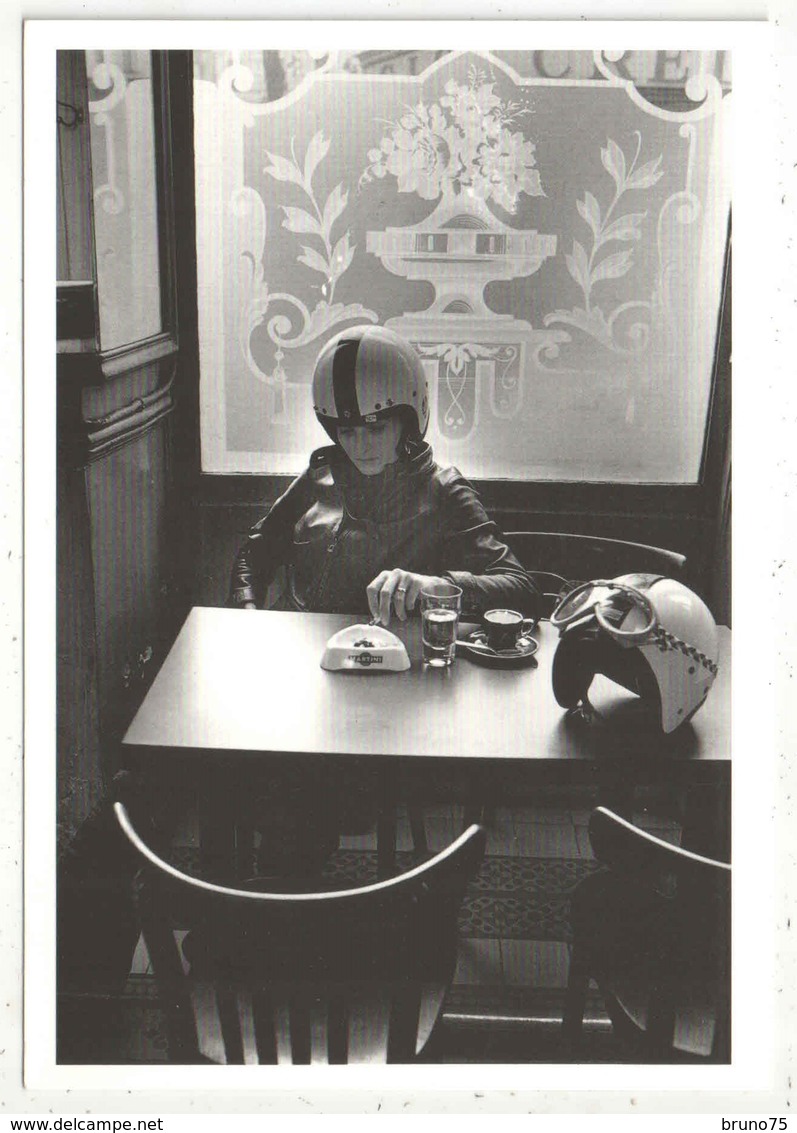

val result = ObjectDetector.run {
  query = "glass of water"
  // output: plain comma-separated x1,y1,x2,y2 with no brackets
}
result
421,582,463,667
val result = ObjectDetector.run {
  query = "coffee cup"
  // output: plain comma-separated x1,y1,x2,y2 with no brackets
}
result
483,608,525,652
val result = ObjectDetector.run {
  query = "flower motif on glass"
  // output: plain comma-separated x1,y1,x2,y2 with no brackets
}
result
360,68,544,213
544,131,665,355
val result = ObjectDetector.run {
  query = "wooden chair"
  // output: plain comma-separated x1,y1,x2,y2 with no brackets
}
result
115,798,485,1064
505,531,686,618
563,807,731,1061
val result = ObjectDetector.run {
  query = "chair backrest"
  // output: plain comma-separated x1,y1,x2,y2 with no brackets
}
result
588,806,730,888
115,801,486,1064
505,531,686,614
587,807,731,1059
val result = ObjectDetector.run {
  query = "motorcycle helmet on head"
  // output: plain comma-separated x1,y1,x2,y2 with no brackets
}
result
312,325,430,444
551,574,720,734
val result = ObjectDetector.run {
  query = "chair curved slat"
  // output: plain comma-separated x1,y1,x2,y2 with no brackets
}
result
505,531,686,589
115,801,485,908
588,806,731,885
115,801,486,1064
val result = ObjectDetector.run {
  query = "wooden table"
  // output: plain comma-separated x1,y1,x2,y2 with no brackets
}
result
123,608,731,876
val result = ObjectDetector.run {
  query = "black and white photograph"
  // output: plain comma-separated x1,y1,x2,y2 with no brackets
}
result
11,11,794,1118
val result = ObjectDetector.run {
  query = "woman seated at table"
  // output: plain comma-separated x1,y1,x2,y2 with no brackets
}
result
228,325,538,875
230,324,538,625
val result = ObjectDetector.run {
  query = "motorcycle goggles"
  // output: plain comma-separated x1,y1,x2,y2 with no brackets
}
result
550,577,662,645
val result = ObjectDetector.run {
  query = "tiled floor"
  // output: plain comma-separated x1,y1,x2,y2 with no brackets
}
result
151,791,681,1005
337,799,680,858
334,801,586,994
56,777,690,1065
119,790,685,1062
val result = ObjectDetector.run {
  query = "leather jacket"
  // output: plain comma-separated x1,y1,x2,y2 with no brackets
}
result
230,443,539,618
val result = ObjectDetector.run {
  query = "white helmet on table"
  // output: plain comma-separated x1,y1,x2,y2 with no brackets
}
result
551,574,720,734
312,325,430,443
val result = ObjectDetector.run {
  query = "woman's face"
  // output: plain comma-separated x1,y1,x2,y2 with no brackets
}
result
337,417,403,476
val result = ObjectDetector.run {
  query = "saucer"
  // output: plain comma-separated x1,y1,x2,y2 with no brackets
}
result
457,630,539,669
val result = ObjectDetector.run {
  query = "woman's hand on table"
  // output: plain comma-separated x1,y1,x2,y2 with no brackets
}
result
366,569,448,625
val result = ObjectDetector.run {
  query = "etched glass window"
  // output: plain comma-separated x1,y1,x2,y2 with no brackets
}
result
194,49,731,482
86,50,162,351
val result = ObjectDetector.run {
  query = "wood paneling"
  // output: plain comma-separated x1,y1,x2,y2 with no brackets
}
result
84,393,178,762
56,464,104,849
57,51,94,283
58,355,183,796
56,51,189,840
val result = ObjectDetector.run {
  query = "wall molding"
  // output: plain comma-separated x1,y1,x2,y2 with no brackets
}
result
57,358,177,468
83,370,176,461
98,332,178,380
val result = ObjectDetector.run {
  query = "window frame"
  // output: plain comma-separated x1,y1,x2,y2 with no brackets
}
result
58,50,180,383
167,51,731,601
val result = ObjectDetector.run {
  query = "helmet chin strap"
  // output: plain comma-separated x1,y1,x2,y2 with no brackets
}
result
560,629,660,727
566,692,605,727
402,434,423,458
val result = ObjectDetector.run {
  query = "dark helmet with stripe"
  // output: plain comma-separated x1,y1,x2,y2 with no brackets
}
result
312,325,430,443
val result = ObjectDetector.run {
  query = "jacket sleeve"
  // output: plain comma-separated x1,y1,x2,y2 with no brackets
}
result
228,471,313,607
437,474,541,619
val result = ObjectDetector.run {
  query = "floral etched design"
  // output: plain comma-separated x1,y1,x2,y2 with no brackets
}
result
421,341,504,376
417,341,524,440
360,68,544,213
264,130,356,302
545,132,664,354
242,131,376,385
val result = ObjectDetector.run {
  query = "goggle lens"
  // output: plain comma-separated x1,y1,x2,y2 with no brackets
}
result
551,581,614,625
551,580,657,643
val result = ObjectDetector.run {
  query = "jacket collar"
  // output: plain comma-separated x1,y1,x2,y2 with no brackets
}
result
326,441,436,523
